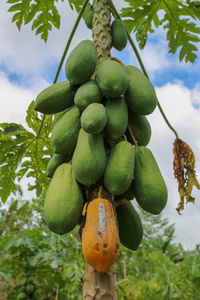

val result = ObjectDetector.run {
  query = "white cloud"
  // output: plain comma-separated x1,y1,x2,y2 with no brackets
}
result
0,1,91,78
147,82,200,249
0,72,38,126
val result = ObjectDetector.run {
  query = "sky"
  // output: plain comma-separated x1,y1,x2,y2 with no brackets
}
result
0,0,200,249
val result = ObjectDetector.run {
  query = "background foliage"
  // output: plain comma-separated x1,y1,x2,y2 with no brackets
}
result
1,194,200,299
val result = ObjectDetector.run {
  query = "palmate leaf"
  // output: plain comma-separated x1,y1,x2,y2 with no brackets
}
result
120,0,200,63
68,0,85,12
7,0,61,42
0,101,53,204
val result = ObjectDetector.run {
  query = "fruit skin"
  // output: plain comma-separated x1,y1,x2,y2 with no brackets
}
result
47,153,71,178
83,4,94,29
51,105,81,155
96,59,128,98
116,200,143,251
104,141,135,195
34,81,76,114
82,198,120,273
65,40,97,85
111,19,127,51
115,183,135,201
44,163,83,235
16,293,27,300
81,103,107,134
125,65,157,115
104,97,128,140
133,146,168,215
127,110,151,146
72,129,106,186
74,80,102,111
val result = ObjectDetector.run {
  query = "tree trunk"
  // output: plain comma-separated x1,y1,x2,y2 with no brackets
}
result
82,263,117,300
82,1,118,299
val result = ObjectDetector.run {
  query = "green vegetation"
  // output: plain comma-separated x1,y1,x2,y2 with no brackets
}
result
1,194,200,299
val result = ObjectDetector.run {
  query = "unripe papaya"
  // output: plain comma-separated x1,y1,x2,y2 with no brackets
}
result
83,4,94,29
111,19,127,51
133,146,168,214
51,105,81,155
116,201,143,251
81,103,107,134
34,81,76,114
74,80,102,111
46,153,71,178
82,198,120,273
125,65,157,115
65,40,97,85
104,141,135,195
44,163,83,235
104,97,128,140
115,183,135,201
96,60,128,98
72,129,106,186
127,110,151,146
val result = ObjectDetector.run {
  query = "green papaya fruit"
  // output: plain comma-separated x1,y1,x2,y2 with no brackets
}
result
47,153,71,178
44,163,83,235
133,146,168,214
26,284,35,295
116,201,143,251
81,103,107,134
83,4,94,29
127,110,151,146
104,141,135,195
72,129,106,185
65,40,97,85
125,65,157,115
96,60,128,98
104,97,128,140
16,293,27,300
111,19,127,51
115,183,135,201
51,105,81,155
34,81,76,114
74,80,102,111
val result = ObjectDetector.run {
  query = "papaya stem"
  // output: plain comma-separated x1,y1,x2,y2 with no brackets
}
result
98,185,103,198
128,124,138,146
111,56,125,67
35,0,89,139
110,0,179,139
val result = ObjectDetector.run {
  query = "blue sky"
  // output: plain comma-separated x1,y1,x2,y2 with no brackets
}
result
1,0,200,249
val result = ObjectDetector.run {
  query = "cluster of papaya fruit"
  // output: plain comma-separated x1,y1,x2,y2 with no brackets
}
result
34,21,168,272
16,274,36,300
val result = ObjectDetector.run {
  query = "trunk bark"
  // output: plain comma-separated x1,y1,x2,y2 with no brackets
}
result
82,263,117,300
82,1,118,299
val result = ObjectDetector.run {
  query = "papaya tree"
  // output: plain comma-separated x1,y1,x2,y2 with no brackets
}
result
1,0,200,299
